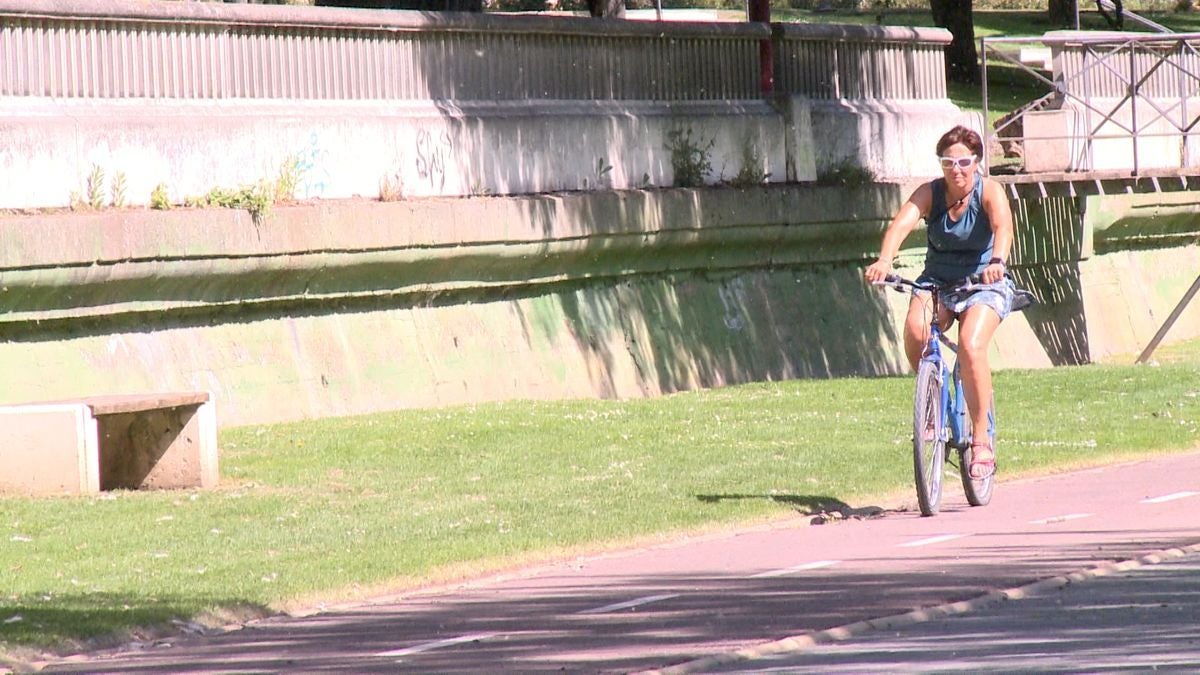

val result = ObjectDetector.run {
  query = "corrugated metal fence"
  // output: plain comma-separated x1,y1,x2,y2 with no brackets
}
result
773,23,949,100
0,0,950,102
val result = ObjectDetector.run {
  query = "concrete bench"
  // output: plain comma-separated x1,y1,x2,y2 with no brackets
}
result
0,392,217,496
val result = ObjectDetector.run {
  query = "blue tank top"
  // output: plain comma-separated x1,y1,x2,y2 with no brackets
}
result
923,177,995,282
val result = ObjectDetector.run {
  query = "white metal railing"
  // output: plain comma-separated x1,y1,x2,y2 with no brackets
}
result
0,0,952,103
983,31,1200,176
774,23,951,100
0,0,765,101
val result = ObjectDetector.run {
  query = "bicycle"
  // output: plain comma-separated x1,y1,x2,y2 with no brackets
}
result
874,274,998,517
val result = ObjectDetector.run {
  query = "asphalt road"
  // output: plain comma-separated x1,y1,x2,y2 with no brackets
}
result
679,546,1200,673
36,451,1200,674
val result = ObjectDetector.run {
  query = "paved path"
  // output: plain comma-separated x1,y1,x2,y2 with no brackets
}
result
40,451,1200,673
683,545,1200,673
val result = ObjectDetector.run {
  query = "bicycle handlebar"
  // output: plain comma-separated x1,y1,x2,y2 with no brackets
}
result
872,273,985,294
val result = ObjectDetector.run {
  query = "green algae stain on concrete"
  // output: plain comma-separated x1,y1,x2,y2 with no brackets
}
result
518,294,578,389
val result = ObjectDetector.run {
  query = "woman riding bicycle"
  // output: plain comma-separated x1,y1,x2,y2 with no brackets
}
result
863,125,1016,481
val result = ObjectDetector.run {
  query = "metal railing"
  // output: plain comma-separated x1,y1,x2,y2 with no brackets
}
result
773,23,951,100
0,0,952,103
982,31,1200,177
0,0,764,101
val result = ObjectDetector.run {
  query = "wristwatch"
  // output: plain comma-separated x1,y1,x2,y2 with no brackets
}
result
988,257,1007,267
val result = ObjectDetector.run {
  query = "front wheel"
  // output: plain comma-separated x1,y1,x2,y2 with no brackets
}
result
960,387,996,507
913,359,946,516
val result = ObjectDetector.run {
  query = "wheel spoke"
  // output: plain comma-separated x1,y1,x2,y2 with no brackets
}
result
913,360,945,516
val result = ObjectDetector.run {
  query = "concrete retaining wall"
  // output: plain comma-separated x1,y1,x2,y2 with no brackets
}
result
0,98,800,208
0,0,964,209
0,185,1197,429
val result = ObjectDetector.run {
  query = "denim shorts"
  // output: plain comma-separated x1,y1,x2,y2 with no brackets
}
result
915,274,1018,321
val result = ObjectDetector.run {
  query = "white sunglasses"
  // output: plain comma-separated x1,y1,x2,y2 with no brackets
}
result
939,156,977,170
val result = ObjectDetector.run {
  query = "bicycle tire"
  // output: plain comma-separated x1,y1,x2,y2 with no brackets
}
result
912,359,945,516
960,391,996,507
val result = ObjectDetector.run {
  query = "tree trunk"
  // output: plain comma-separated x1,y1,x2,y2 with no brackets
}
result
586,0,625,18
930,0,979,84
1096,0,1125,29
1047,0,1077,27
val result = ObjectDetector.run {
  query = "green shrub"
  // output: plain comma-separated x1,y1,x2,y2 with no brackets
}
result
728,138,770,187
186,184,274,222
817,160,876,187
150,183,172,210
665,127,715,188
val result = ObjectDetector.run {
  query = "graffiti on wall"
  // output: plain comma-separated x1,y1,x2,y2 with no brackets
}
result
415,128,453,191
294,132,331,199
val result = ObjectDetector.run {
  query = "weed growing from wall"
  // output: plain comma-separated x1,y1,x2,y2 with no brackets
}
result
182,157,307,221
86,165,106,209
817,160,877,187
109,171,127,208
379,167,404,202
729,138,770,188
665,127,714,188
150,184,172,210
186,185,274,223
584,157,613,190
274,155,302,202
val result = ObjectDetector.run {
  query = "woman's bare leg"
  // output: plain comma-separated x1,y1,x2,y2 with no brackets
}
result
903,292,956,372
956,304,1002,472
903,293,932,371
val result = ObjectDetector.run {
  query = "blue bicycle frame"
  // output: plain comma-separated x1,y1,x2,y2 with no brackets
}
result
876,272,999,515
923,319,978,453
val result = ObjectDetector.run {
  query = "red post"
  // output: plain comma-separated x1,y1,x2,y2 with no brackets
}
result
748,0,773,96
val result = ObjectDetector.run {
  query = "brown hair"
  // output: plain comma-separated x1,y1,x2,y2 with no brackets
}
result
936,125,983,158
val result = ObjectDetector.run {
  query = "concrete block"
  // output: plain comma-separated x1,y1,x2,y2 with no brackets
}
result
1023,110,1072,173
1019,47,1053,70
0,392,217,496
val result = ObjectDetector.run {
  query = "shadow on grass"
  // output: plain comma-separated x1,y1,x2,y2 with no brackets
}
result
0,593,270,657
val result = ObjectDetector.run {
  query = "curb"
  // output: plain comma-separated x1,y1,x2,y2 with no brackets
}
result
642,541,1200,675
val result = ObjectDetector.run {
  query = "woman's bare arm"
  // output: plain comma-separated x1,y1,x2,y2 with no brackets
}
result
864,182,932,282
981,178,1014,283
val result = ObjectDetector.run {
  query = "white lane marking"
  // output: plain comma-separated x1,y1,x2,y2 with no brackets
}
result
1030,513,1093,525
750,560,841,578
576,593,679,615
376,632,498,657
1141,491,1200,504
898,534,968,548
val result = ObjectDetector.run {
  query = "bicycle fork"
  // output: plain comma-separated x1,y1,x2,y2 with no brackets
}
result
947,363,969,449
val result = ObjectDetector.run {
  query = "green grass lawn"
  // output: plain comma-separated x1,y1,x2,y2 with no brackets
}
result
2,340,1197,662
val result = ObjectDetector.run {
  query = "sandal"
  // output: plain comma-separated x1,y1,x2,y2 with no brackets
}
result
968,442,996,480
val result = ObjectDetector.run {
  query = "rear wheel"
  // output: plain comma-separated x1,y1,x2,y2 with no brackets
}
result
913,359,945,517
960,392,996,507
